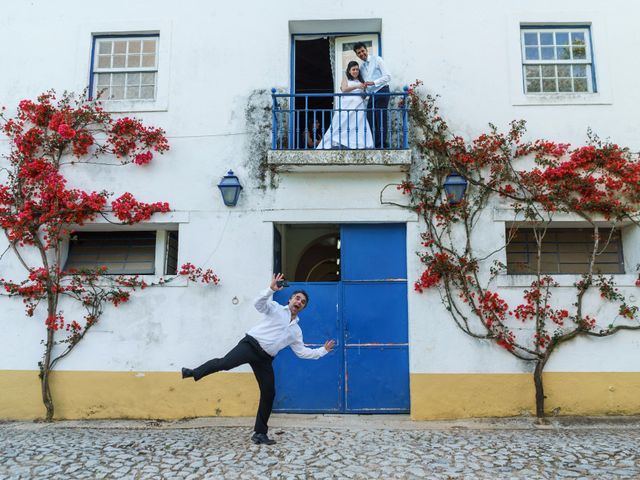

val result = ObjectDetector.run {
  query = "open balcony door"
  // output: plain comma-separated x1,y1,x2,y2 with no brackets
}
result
333,35,379,93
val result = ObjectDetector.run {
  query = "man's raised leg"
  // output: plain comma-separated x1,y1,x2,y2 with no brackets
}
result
184,337,255,381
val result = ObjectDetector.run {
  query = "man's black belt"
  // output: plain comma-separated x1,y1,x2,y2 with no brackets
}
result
244,334,274,360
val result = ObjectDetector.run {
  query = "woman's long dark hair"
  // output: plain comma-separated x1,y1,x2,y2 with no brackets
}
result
345,61,364,83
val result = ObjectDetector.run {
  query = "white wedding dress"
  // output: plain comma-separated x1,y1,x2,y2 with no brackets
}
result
316,80,374,149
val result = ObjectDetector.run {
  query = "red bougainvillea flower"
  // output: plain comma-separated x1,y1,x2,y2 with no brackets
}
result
111,192,170,224
57,123,76,139
179,263,220,284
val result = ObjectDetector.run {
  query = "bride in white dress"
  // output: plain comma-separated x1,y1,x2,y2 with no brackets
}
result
316,61,374,149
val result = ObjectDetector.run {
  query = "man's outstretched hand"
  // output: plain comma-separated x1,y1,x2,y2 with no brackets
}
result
324,340,336,352
270,273,285,292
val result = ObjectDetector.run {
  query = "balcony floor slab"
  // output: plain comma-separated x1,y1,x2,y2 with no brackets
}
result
267,149,412,172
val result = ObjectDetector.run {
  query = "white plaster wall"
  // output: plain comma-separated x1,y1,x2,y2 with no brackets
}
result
1,0,639,377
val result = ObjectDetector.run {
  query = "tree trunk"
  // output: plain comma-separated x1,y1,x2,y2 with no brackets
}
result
41,300,56,421
533,358,546,419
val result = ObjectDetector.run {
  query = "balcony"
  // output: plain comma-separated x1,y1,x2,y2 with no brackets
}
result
267,89,412,172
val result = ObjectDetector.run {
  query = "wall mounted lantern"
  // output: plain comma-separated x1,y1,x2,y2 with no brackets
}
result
443,171,468,205
217,170,243,207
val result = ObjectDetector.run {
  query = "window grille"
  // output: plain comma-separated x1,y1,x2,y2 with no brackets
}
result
65,231,156,275
506,228,624,274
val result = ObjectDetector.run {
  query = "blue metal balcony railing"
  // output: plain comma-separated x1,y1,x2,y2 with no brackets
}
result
271,88,409,151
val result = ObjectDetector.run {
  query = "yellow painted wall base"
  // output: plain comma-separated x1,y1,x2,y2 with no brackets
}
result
410,372,640,420
2,370,640,420
0,370,258,420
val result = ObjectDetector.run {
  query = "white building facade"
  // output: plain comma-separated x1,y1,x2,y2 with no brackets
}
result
1,0,639,420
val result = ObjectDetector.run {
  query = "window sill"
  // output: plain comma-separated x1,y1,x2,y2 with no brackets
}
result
149,275,188,287
511,92,612,107
58,275,188,288
497,274,638,288
99,99,168,113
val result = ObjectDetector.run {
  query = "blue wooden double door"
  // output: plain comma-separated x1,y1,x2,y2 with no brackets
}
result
273,224,409,413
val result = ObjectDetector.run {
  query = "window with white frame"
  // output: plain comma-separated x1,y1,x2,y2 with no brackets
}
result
521,26,595,94
65,230,178,275
91,35,159,101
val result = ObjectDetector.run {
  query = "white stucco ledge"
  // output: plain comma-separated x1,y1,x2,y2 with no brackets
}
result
510,92,613,107
82,275,189,289
68,211,190,230
261,208,418,223
267,149,412,172
492,207,636,226
497,274,639,288
147,275,189,288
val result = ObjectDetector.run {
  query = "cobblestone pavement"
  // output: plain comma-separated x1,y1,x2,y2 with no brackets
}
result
1,416,640,479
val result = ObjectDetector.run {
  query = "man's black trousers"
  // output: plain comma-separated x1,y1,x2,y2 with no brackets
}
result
192,335,275,434
367,85,391,148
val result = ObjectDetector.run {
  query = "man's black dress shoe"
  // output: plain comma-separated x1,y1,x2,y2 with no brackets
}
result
251,432,276,445
181,367,194,379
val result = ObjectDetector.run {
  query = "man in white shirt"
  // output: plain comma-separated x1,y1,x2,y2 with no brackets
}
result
354,42,392,149
181,273,336,445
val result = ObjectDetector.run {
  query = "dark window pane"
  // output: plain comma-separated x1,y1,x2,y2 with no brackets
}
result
542,79,557,92
506,253,528,263
524,32,538,46
98,41,112,54
526,79,541,93
572,65,587,77
596,253,622,263
525,47,540,60
573,46,587,59
559,263,589,274
540,32,554,45
595,264,624,274
539,262,561,273
574,78,588,92
571,32,586,45
541,65,556,77
511,230,530,242
558,243,590,253
525,65,541,78
110,86,124,100
165,231,179,275
541,47,555,60
558,79,573,92
508,263,534,274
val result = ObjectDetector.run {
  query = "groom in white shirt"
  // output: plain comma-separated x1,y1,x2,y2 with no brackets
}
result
354,42,392,149
181,273,335,445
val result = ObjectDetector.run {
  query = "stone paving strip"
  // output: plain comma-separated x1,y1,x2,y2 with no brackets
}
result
0,415,639,479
